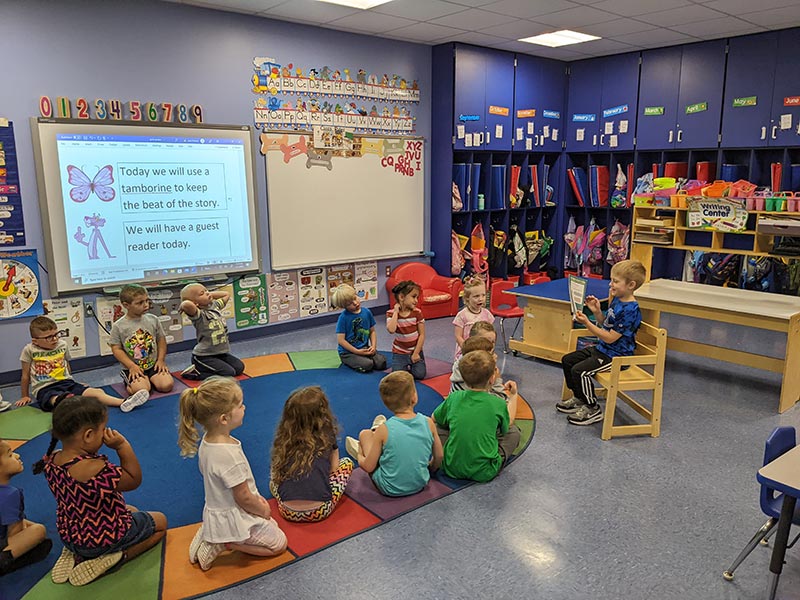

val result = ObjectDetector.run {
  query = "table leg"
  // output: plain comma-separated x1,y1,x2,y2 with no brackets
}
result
779,314,800,413
765,494,797,600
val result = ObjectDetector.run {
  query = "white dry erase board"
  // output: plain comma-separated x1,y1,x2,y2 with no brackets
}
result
262,131,424,270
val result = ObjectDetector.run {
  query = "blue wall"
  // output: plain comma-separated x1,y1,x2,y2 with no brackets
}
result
0,0,432,376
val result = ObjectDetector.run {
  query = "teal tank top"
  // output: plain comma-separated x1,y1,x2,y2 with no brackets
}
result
371,413,433,496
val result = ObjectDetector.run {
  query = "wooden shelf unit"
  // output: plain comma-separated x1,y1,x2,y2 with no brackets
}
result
630,205,800,278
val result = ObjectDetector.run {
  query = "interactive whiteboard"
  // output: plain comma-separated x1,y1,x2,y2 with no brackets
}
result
262,131,424,270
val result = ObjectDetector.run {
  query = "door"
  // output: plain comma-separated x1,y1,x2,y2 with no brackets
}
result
771,28,800,146
483,48,515,151
513,55,565,152
598,52,640,151
566,59,602,151
454,45,487,150
637,47,682,150
721,32,777,148
675,39,726,148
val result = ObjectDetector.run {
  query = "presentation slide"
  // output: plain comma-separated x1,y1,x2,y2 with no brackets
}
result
32,121,260,296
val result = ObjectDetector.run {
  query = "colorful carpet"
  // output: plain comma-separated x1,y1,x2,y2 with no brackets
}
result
0,351,535,600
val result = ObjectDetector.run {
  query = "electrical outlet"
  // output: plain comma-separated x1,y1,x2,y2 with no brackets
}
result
85,303,94,317
385,266,392,277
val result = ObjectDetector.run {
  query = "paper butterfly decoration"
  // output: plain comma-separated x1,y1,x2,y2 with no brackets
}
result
67,165,116,202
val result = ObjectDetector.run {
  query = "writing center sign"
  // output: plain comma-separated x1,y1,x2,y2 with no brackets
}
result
687,198,748,232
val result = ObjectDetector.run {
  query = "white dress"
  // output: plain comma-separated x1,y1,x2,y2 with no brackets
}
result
198,436,264,543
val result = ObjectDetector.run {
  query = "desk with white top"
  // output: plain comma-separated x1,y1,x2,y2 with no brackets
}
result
757,445,800,599
635,279,800,413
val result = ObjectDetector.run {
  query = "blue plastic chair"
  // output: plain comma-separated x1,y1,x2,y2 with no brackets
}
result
723,426,800,581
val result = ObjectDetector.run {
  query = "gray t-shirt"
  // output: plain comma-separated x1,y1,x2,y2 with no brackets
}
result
189,298,230,356
109,313,165,371
19,340,73,396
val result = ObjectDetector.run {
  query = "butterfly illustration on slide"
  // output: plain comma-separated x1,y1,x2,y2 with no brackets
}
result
67,165,116,202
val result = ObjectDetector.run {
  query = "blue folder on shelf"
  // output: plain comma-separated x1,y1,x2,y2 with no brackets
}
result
720,163,748,183
471,162,481,210
490,165,506,209
452,163,467,211
589,165,610,208
540,163,550,207
568,167,589,207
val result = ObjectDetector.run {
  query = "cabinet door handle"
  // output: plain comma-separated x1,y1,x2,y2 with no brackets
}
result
772,126,778,140
592,134,597,146
600,134,605,146
677,130,683,143
668,130,674,143
761,126,767,140
533,135,538,146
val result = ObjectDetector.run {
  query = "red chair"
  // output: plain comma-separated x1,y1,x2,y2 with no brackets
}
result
386,262,463,320
489,280,524,353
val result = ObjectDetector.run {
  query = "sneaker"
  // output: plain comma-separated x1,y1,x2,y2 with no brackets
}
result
567,403,603,426
51,547,76,584
0,400,12,413
120,370,131,386
68,550,123,586
371,414,387,429
180,364,202,380
196,540,224,571
345,436,360,460
188,526,204,565
556,396,585,414
120,389,149,413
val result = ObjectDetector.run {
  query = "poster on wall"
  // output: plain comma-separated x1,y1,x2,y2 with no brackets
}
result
0,249,43,320
354,261,378,301
234,274,268,328
96,296,125,355
43,296,86,358
267,271,299,323
146,288,184,345
327,264,354,312
0,120,27,247
298,267,328,317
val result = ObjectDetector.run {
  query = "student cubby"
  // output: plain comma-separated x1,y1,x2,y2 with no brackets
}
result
432,29,800,296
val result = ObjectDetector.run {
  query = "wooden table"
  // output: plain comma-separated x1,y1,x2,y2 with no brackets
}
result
635,279,800,413
508,278,610,363
757,444,800,599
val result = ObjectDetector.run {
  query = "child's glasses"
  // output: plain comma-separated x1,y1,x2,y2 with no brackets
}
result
33,331,65,342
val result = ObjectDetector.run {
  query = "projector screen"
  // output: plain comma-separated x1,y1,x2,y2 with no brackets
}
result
31,119,261,296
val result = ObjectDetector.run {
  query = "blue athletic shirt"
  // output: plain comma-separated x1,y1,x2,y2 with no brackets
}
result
596,297,642,358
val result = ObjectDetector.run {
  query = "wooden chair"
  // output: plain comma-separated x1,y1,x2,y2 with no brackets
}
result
560,321,667,440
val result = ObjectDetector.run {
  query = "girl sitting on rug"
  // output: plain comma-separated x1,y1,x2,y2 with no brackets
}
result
33,396,167,586
178,377,287,571
270,387,353,522
386,280,427,380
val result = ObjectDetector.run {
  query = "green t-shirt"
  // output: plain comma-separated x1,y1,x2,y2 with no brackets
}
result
432,389,510,482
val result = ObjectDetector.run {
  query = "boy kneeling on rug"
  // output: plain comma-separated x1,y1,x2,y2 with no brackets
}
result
345,371,443,496
433,350,520,482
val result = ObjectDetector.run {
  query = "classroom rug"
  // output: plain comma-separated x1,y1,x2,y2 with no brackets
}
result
1,351,535,600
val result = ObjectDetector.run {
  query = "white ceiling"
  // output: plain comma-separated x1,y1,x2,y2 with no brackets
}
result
162,0,800,60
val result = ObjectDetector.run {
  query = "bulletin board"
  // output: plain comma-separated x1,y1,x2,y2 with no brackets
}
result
262,131,424,271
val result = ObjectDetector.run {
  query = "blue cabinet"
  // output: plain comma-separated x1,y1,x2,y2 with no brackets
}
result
721,32,777,147
453,45,514,151
566,53,639,151
771,29,800,147
513,54,565,153
637,40,726,150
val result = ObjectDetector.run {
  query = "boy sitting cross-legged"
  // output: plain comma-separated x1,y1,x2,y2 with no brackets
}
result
433,350,521,483
345,371,443,497
16,316,149,413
